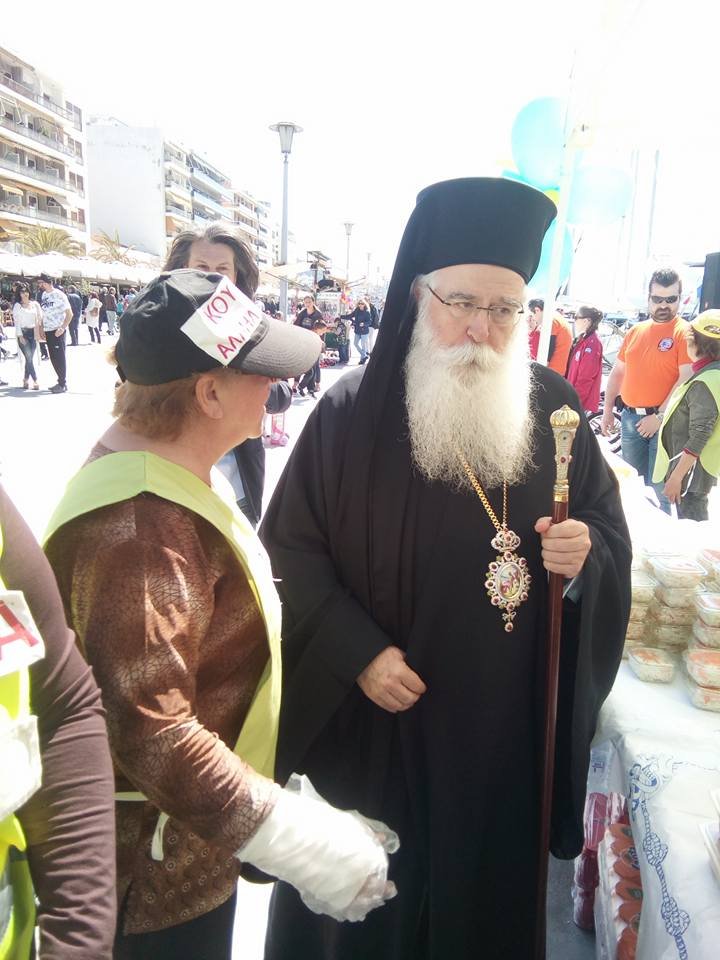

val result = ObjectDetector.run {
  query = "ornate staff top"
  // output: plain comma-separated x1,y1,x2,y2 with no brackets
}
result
550,405,581,503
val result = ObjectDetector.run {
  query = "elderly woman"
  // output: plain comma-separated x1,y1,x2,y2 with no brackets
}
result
43,271,397,960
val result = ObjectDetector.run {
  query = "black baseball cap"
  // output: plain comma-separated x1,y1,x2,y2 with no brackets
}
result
116,270,322,385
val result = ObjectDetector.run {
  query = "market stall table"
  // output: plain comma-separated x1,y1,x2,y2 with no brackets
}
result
588,661,720,959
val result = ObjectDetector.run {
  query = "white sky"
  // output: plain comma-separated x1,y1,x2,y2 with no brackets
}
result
3,0,720,301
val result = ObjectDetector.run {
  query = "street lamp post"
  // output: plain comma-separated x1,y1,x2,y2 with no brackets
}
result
270,121,303,320
343,221,354,283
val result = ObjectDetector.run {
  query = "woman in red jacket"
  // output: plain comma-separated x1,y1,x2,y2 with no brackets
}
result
566,305,604,414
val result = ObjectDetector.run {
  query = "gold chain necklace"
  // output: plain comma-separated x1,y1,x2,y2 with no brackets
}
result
459,456,531,633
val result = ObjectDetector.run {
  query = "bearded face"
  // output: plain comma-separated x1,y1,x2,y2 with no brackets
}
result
404,275,536,491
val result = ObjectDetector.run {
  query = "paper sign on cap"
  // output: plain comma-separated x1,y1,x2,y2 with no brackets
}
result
180,276,263,364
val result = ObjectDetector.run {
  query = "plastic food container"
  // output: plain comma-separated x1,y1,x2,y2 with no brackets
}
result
648,556,707,588
628,648,675,683
692,619,720,649
631,571,657,604
654,585,698,608
684,649,720,689
685,675,720,712
628,602,648,623
694,593,720,628
646,622,691,647
648,599,695,626
625,620,647,641
698,548,720,577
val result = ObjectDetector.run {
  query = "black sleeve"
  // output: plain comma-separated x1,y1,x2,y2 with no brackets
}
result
547,333,557,361
260,388,392,778
0,485,116,959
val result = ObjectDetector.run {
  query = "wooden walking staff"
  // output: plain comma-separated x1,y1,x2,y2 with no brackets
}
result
535,404,581,960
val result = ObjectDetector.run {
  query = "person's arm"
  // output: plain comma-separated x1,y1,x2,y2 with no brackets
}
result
12,303,24,340
663,382,719,503
639,363,693,439
0,486,116,959
63,513,395,922
547,333,557,362
601,359,626,434
35,301,45,340
65,518,278,852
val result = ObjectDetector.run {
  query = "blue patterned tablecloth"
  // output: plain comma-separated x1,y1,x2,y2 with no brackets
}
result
590,662,720,960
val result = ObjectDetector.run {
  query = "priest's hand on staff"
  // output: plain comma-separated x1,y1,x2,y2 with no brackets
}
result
534,517,591,578
357,646,427,713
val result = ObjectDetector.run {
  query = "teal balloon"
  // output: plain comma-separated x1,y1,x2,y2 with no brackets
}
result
530,221,573,290
567,165,633,225
500,167,534,186
511,97,566,190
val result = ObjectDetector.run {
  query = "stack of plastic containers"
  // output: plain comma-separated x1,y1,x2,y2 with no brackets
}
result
625,568,656,657
645,557,705,651
685,590,720,711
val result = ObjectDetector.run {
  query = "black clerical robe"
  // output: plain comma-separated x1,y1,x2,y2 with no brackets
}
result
259,363,631,960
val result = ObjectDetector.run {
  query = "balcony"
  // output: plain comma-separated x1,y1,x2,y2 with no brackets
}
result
165,202,192,221
192,190,231,220
0,153,84,197
0,114,79,160
0,196,81,229
165,177,191,198
189,166,233,201
0,74,81,130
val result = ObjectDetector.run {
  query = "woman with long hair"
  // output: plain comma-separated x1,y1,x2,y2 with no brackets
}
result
566,305,604,414
164,223,291,527
12,282,42,389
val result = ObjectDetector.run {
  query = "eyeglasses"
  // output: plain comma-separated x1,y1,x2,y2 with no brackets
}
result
427,286,524,327
650,295,679,304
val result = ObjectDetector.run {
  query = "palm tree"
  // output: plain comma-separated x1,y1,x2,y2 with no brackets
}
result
91,230,137,265
9,226,83,257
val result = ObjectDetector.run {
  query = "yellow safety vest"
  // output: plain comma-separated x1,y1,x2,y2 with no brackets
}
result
43,451,282,858
653,367,720,483
0,529,43,960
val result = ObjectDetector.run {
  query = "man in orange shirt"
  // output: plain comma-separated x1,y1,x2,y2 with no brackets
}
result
527,299,573,374
602,267,692,511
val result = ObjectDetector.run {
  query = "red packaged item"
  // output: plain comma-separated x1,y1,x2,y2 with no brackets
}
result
572,885,595,931
574,848,598,889
614,878,643,904
618,900,642,924
613,845,641,880
609,823,634,846
617,925,638,960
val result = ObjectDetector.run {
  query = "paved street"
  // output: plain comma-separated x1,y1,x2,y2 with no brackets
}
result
0,330,594,959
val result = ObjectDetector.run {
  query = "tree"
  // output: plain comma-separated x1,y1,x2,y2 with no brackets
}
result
91,230,137,265
9,226,83,257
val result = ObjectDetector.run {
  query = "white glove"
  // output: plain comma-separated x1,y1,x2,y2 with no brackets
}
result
237,773,399,922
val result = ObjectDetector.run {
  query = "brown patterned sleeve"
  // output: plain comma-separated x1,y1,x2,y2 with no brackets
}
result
0,484,116,959
70,524,278,853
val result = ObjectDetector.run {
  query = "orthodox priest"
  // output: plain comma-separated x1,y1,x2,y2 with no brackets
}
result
260,178,631,960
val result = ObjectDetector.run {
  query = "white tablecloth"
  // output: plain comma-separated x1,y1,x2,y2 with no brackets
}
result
590,663,720,960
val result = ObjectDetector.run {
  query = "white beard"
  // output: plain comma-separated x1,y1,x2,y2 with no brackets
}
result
404,304,536,491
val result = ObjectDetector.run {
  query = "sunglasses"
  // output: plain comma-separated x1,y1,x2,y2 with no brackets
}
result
650,295,679,304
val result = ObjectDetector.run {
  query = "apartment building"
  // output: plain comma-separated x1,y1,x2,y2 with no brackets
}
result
0,46,89,252
88,118,269,264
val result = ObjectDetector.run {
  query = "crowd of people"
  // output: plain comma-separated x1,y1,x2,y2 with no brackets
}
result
0,277,140,391
1,184,719,960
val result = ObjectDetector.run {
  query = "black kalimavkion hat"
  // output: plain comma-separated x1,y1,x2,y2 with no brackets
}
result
115,270,322,385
